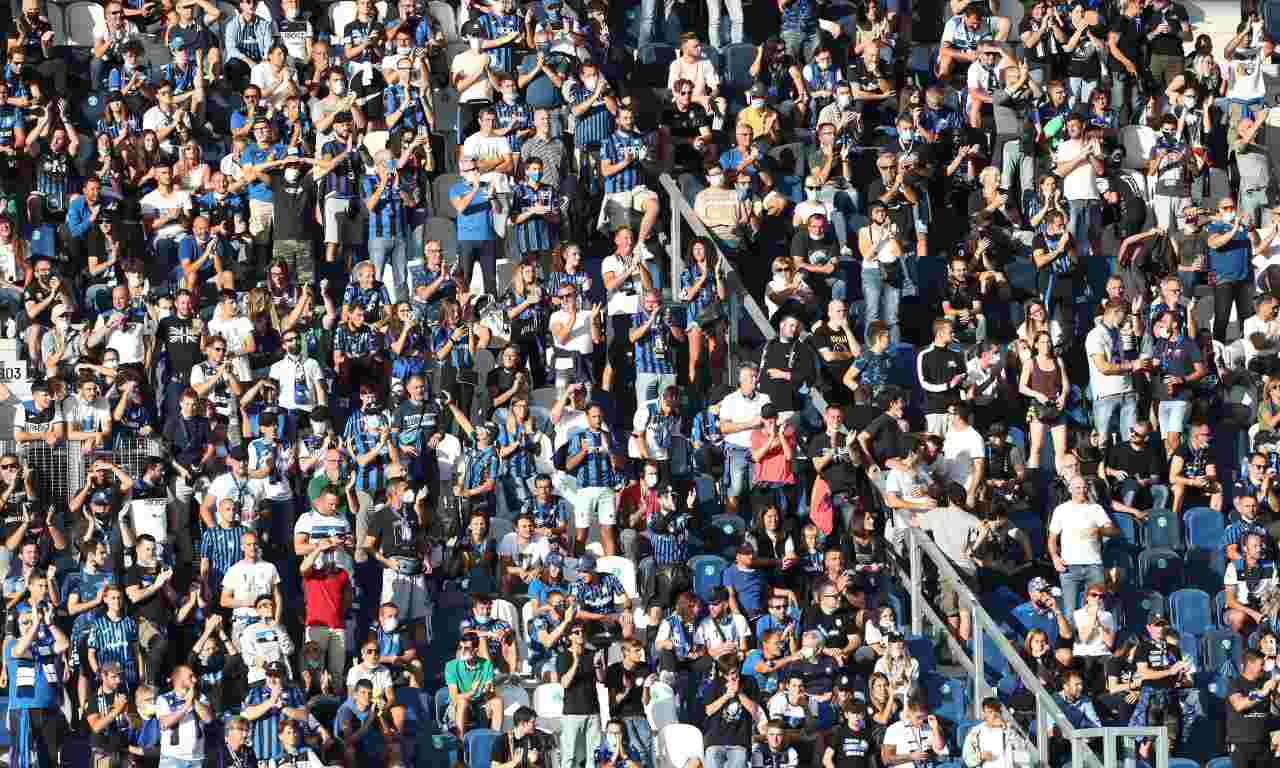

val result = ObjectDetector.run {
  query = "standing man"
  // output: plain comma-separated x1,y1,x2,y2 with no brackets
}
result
917,319,967,436
1086,300,1146,444
565,403,622,557
156,665,216,767
6,602,69,768
1053,113,1106,303
630,289,684,404
1227,649,1276,768
1048,476,1119,625
719,363,770,517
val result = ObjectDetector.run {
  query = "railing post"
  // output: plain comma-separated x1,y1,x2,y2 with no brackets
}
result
972,618,984,719
1103,731,1117,768
1155,729,1169,768
1035,692,1051,768
909,531,922,636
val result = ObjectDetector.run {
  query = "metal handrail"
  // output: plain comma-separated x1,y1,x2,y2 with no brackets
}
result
906,528,1170,768
656,173,776,382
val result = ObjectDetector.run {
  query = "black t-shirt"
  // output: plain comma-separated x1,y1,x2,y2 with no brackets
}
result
84,685,131,752
1106,654,1137,689
491,730,546,768
843,404,881,433
1105,441,1165,479
369,503,422,560
1141,2,1190,57
556,650,600,715
157,315,204,382
1135,638,1182,690
814,324,857,398
802,605,859,650
808,432,859,496
1101,173,1148,237
703,676,760,748
124,562,171,625
269,172,319,241
603,661,646,718
1108,14,1143,74
944,276,979,313
1227,674,1272,743
23,281,56,328
861,413,905,467
661,104,712,173
790,229,840,267
829,723,875,768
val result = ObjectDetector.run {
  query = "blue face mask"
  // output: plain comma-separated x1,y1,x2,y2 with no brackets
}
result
528,170,542,182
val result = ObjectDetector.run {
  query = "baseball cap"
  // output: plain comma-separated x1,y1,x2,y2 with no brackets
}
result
1148,612,1170,626
709,587,730,604
577,552,599,572
227,445,249,462
1027,576,1050,594
760,403,779,420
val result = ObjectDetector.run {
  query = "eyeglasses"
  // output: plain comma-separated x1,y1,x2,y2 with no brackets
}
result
769,603,787,609
677,90,692,96
0,464,18,470
1087,592,1104,598
877,164,895,169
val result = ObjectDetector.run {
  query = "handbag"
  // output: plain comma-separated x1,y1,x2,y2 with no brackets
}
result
879,256,903,289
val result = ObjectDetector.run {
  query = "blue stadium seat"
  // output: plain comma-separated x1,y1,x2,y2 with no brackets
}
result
689,555,729,603
1168,758,1201,768
924,674,968,724
974,630,1009,683
465,728,501,768
1121,590,1165,633
1138,548,1184,593
1112,511,1140,549
1184,507,1225,552
1103,541,1136,587
1142,508,1182,551
635,44,677,88
955,720,979,754
1168,589,1213,640
1206,756,1232,768
907,634,937,676
1214,590,1228,629
1201,629,1243,677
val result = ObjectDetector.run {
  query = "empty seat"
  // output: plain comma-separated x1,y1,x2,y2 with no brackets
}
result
1184,507,1225,551
1111,511,1140,549
1168,589,1213,640
689,554,728,603
1138,547,1184,593
1142,508,1182,550
1201,628,1243,676
465,728,500,768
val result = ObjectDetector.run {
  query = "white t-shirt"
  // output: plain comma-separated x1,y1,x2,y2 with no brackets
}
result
268,355,324,411
142,106,183,152
695,612,751,651
966,58,1008,97
1227,47,1266,102
497,533,551,571
206,314,255,380
139,188,192,239
1224,560,1280,606
346,662,396,697
1243,313,1280,363
451,49,492,103
220,559,280,624
62,395,111,437
632,401,679,460
1084,323,1133,399
941,425,985,487
718,390,770,450
156,689,211,760
207,472,266,529
601,254,644,316
884,465,933,533
461,132,513,193
549,308,593,356
293,512,354,573
883,719,950,761
1054,138,1100,202
1048,501,1111,566
1071,607,1116,656
240,619,294,684
93,311,153,365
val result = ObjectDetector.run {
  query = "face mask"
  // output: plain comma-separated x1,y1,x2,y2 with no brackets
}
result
805,189,818,202
817,60,829,70
1182,97,1196,109
644,474,659,488
800,646,816,660
736,186,750,201
397,45,412,55
607,737,622,752
528,170,542,182
751,98,766,109
502,90,516,103
899,129,913,143
284,167,301,182
305,658,323,669
707,174,722,186
469,37,482,52
582,77,597,90
382,617,399,632
1223,211,1236,222
837,94,852,108
1163,128,1177,138
157,308,173,321
331,81,347,96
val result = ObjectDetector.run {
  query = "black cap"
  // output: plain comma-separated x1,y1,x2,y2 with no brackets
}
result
709,587,730,604
264,661,287,676
227,445,249,462
333,110,353,124
760,403,779,420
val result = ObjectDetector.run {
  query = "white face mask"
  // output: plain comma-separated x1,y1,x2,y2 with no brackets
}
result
644,474,659,488
805,188,818,202
381,617,399,632
330,81,347,96
1181,96,1196,109
1223,211,1236,223
751,98,766,109
284,167,301,182
469,37,483,52
398,45,411,55
582,77,597,90
286,8,298,18
607,736,622,752
502,90,517,103
837,94,852,108
707,174,722,186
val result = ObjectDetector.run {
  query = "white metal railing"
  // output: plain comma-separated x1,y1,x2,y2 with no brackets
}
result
906,528,1170,768
656,173,776,382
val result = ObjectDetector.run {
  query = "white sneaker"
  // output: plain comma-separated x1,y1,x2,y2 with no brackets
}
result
841,246,853,260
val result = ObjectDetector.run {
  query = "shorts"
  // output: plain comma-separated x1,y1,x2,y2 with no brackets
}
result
324,195,360,245
1157,399,1190,435
574,485,617,527
598,186,657,232
941,576,974,617
249,199,274,245
443,692,494,729
381,567,432,623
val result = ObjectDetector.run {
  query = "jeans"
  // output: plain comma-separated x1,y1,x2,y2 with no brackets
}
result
1156,399,1190,436
500,474,532,520
1241,186,1270,231
705,745,750,768
723,445,754,500
636,371,677,404
622,716,654,768
459,238,498,296
274,238,315,286
1092,392,1138,444
780,30,820,63
369,235,410,303
1212,279,1252,344
707,0,744,49
817,185,860,249
1111,76,1144,126
861,264,901,346
1067,199,1102,298
1067,77,1098,109
560,713,601,768
1060,563,1104,620
997,136,1035,198
638,0,682,47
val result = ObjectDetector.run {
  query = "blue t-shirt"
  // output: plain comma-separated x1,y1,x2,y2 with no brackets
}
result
721,565,767,617
449,181,495,241
1206,220,1251,283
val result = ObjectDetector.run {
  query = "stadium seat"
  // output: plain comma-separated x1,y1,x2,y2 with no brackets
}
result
431,174,463,220
598,555,639,600
689,554,728,603
1167,758,1200,768
1184,507,1225,552
1120,125,1157,172
1206,756,1232,768
1121,590,1165,632
422,216,458,261
1111,511,1139,549
925,673,968,724
494,682,530,731
532,682,564,733
1168,589,1212,640
489,516,514,543
635,44,677,88
720,42,756,103
1138,547,1183,593
63,1,104,47
1213,590,1228,629
1102,540,1136,587
465,728,500,768
648,681,679,731
435,687,452,731
1141,508,1182,551
907,634,936,676
657,723,705,768
1201,628,1243,676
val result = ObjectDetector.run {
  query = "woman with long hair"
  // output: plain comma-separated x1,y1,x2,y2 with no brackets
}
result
1101,635,1141,723
1019,330,1070,469
386,300,431,390
747,502,796,579
96,95,141,146
546,241,592,307
1009,628,1067,712
502,260,549,388
867,671,899,731
873,634,920,707
172,139,211,194
680,237,728,387
1016,299,1065,362
434,298,480,428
